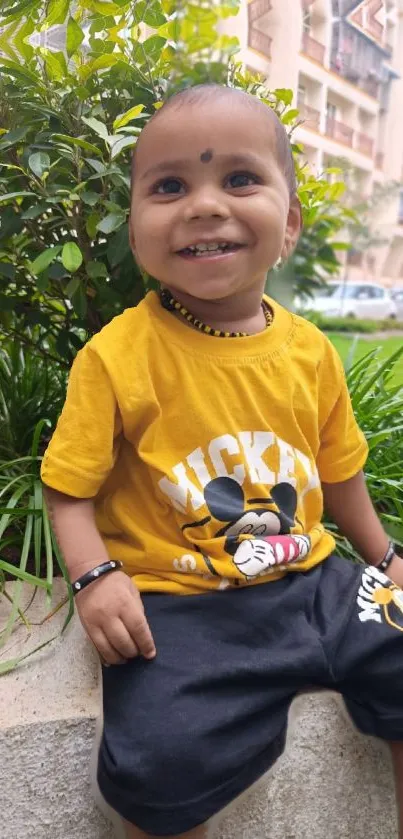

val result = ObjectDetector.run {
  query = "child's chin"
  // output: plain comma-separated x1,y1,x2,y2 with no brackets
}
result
170,277,247,301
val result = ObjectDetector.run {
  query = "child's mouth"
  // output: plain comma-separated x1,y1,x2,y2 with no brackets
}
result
177,242,245,260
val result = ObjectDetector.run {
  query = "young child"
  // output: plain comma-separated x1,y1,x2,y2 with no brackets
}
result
42,84,403,839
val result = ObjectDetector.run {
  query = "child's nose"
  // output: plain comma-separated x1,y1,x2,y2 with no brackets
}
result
183,186,231,221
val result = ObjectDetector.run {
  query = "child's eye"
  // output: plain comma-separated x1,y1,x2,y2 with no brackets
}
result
226,172,260,189
153,178,184,195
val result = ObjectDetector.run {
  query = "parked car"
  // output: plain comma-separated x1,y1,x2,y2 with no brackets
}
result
297,282,397,320
391,288,403,320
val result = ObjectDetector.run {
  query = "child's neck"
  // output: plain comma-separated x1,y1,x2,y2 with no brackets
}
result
164,285,268,336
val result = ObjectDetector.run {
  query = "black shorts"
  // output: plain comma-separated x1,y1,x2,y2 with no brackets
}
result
97,555,403,836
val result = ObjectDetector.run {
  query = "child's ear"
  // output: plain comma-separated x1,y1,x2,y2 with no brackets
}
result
128,214,136,257
281,196,302,262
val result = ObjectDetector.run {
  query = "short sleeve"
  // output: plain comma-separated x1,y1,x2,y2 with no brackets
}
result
316,342,368,483
41,343,122,498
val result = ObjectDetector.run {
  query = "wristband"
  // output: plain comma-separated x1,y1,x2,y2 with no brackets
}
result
71,560,123,596
375,541,396,573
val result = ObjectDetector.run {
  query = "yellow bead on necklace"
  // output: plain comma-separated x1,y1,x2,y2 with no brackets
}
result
159,289,274,337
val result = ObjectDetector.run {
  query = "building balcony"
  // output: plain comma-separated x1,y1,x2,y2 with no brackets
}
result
301,31,325,65
326,117,354,148
330,59,380,101
298,102,321,131
347,249,363,267
375,151,384,170
357,132,374,157
361,78,380,99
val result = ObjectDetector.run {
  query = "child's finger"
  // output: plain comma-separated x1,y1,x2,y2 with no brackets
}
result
91,629,128,666
106,618,140,660
123,606,156,659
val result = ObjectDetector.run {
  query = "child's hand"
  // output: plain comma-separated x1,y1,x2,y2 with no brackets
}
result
75,570,156,665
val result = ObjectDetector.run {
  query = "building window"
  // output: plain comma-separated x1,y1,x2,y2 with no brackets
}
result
327,102,337,121
399,191,403,225
298,84,306,106
303,9,311,33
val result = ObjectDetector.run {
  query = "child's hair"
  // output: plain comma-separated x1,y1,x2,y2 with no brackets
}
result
131,83,297,198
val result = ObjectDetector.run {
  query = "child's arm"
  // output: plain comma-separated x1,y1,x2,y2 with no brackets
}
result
322,471,403,585
44,487,156,665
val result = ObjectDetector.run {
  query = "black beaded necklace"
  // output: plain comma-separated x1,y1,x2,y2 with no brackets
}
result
159,288,274,338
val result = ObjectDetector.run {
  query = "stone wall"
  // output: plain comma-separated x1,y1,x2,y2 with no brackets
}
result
1,582,398,838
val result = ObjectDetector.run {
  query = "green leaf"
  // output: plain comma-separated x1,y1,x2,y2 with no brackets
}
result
21,202,50,219
53,134,103,156
85,158,105,174
329,182,346,200
0,191,35,204
107,224,130,268
71,284,87,318
110,134,137,160
28,152,50,178
274,89,294,107
30,245,62,276
36,270,50,292
61,242,83,273
97,212,126,234
332,242,351,251
89,0,125,12
82,116,109,141
65,277,80,298
0,125,31,149
281,109,300,125
86,260,108,279
12,17,34,61
86,212,101,238
79,53,121,80
139,34,166,63
143,0,166,27
45,0,69,26
80,190,100,206
113,104,145,131
66,15,84,56
43,50,67,81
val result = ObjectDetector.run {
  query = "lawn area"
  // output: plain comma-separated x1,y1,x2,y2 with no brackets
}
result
328,333,403,387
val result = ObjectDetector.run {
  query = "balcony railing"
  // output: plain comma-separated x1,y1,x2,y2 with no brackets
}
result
375,151,384,170
326,117,354,147
347,250,363,267
362,78,380,99
301,31,325,65
357,133,374,157
298,102,321,131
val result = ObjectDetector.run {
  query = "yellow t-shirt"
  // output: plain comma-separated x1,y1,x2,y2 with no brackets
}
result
41,291,368,594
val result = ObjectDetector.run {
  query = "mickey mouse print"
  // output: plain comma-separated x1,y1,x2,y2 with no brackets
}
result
158,431,329,589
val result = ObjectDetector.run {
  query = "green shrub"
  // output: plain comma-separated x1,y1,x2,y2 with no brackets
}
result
0,0,354,364
301,311,403,334
0,420,73,674
326,344,403,559
0,338,66,460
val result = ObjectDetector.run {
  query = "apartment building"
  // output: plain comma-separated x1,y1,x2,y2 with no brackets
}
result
229,0,403,288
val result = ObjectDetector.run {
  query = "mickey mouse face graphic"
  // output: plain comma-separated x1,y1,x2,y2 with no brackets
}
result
183,477,311,580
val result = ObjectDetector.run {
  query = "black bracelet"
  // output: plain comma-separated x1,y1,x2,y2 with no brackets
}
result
376,541,396,573
71,560,123,596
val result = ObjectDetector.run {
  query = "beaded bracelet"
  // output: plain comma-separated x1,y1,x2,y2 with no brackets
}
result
376,541,396,573
71,560,123,596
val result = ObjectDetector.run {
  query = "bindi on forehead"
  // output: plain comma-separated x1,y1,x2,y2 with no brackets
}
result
200,148,213,163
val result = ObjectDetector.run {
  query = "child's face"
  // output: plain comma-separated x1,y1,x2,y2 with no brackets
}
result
130,99,301,301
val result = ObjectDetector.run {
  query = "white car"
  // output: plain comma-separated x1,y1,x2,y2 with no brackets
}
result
391,288,403,320
298,282,397,320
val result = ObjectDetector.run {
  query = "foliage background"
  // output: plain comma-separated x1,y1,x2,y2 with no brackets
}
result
0,0,402,671
0,0,353,367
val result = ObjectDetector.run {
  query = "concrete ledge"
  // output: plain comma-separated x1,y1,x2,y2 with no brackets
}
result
1,581,398,839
